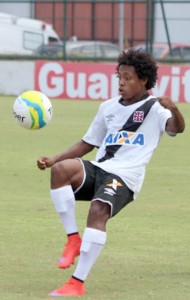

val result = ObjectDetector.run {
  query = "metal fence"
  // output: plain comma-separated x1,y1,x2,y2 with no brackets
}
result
0,0,190,62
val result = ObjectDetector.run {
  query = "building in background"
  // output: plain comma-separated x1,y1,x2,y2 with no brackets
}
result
0,1,189,53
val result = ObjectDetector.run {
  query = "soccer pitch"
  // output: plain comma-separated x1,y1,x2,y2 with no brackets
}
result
0,96,190,300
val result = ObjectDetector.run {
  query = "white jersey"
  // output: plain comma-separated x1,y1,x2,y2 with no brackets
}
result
82,94,172,199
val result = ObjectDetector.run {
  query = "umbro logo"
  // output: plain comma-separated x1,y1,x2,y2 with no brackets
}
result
104,188,116,196
106,114,115,122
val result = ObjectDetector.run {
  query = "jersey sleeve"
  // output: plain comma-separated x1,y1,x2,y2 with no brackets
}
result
154,101,172,132
82,102,107,147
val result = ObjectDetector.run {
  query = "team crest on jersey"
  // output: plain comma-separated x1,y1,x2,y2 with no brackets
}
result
133,111,144,123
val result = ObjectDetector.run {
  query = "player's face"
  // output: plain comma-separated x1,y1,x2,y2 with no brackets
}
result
117,64,147,104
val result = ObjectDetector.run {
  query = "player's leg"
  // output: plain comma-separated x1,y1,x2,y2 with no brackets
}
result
68,182,133,296
71,200,109,281
49,168,134,296
49,200,109,297
50,158,84,268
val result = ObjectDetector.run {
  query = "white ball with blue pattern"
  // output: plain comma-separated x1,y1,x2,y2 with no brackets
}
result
13,90,53,129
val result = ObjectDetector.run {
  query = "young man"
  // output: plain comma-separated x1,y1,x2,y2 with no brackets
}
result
37,49,185,297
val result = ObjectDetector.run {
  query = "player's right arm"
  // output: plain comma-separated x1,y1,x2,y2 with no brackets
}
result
37,140,94,170
38,100,107,171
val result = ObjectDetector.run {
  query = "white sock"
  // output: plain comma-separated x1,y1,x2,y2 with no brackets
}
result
73,227,107,281
50,185,78,235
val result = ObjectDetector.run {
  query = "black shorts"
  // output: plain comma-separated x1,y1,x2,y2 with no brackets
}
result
75,160,134,217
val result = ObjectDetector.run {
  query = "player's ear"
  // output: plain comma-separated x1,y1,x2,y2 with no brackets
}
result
141,78,148,86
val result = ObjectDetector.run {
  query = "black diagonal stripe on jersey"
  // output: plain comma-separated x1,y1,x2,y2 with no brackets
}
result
121,98,157,131
98,98,157,162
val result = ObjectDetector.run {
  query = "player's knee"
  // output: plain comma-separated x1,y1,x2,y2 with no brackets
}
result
51,162,68,188
51,162,62,178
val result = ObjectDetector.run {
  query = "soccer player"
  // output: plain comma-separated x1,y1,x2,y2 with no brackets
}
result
37,48,185,297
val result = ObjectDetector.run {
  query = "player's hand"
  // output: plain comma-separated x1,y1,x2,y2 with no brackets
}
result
158,96,176,110
37,156,55,170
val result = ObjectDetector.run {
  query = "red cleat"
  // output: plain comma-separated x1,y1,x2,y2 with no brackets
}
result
48,277,85,297
58,234,81,269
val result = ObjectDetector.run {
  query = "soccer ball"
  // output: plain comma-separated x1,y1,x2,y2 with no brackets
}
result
13,90,53,129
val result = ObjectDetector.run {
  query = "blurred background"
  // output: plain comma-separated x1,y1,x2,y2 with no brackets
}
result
0,0,190,62
0,0,189,102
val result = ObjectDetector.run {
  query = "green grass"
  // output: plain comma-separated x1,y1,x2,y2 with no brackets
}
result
0,96,190,300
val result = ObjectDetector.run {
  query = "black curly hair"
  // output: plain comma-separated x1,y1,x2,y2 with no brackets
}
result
116,48,158,90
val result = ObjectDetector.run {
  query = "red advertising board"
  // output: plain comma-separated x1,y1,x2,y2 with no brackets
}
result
35,61,190,102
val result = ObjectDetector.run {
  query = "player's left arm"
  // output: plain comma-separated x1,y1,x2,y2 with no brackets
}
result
158,96,185,135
